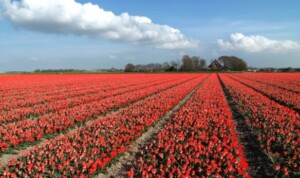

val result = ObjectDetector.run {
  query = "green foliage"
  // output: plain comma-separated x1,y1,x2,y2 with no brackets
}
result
124,63,135,72
218,56,248,71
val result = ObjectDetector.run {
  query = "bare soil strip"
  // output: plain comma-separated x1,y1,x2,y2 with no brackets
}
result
0,75,201,167
0,139,46,167
227,74,300,114
97,75,210,178
218,74,275,178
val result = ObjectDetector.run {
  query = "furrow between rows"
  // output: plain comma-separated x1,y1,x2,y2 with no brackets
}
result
0,75,207,177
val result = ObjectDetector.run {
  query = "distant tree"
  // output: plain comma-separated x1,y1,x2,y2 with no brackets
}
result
162,62,170,71
284,67,294,72
134,64,145,72
166,66,177,71
124,63,135,72
170,60,179,71
199,59,206,69
218,56,247,71
123,56,207,72
180,55,193,71
34,69,41,73
191,56,206,70
192,56,200,71
153,63,162,72
145,63,153,72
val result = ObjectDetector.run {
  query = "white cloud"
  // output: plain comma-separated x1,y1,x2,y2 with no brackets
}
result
0,0,4,16
1,0,198,49
108,55,117,59
217,33,300,53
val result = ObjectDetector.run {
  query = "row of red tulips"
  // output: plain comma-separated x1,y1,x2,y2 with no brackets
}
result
0,74,138,94
219,74,299,176
0,75,199,154
0,76,176,123
0,75,207,177
0,76,111,107
127,74,249,178
227,74,300,111
0,81,121,110
232,73,300,93
0,75,169,111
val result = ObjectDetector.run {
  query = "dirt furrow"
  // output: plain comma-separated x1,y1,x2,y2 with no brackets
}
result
97,75,210,178
0,75,201,167
226,74,300,114
218,74,274,178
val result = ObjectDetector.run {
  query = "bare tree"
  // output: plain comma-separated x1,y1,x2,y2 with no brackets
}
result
170,60,178,71
192,56,200,71
162,62,170,71
180,55,193,71
199,59,206,69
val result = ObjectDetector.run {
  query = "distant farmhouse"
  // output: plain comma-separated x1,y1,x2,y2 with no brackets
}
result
207,60,223,71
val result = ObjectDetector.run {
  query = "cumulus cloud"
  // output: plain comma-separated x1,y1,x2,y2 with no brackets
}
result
1,0,198,49
217,33,300,53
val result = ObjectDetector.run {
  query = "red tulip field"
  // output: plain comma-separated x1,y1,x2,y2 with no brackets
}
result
0,73,299,177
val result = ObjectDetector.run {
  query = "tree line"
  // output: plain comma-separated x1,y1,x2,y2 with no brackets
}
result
124,55,207,72
125,55,248,72
34,69,87,73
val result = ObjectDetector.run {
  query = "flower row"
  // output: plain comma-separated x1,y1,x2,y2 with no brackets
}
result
127,74,249,178
232,73,300,93
220,74,299,176
227,74,300,111
0,75,199,153
0,76,173,123
0,74,207,177
0,74,168,111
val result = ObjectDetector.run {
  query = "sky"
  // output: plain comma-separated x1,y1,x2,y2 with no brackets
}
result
0,0,300,71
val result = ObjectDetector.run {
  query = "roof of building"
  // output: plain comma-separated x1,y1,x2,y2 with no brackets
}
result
208,60,223,68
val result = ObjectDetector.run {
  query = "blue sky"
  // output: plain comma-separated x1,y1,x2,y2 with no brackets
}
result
0,0,300,71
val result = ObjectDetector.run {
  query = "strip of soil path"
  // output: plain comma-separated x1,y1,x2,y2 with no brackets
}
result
217,74,275,178
97,75,210,178
0,75,204,168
